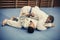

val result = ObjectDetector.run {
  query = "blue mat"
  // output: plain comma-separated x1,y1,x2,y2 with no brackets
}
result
0,7,60,40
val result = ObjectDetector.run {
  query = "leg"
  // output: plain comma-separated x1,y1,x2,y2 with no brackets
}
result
2,19,21,28
2,16,16,26
2,19,8,26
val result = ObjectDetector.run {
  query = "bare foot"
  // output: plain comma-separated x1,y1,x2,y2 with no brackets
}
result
2,19,8,26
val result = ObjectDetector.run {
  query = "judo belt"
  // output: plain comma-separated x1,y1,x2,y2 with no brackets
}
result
29,7,32,13
28,7,32,17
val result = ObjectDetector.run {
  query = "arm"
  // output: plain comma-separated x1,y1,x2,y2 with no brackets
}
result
36,21,47,30
44,23,55,27
37,25,47,30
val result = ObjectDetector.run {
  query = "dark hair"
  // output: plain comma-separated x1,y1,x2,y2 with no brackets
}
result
49,15,54,23
27,27,34,33
30,21,32,22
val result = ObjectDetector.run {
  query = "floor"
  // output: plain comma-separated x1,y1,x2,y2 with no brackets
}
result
0,7,60,40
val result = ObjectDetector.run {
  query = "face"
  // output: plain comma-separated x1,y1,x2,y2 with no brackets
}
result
46,17,52,23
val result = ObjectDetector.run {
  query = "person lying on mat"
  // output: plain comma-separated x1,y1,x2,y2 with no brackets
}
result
2,6,55,33
29,6,55,30
21,6,55,31
20,6,55,32
21,6,55,32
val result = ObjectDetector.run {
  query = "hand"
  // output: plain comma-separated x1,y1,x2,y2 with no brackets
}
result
10,16,16,20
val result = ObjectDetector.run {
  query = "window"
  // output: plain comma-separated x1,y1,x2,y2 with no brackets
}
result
0,0,59,8
0,0,15,8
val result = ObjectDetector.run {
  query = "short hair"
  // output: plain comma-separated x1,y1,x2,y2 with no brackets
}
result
49,15,54,23
30,21,32,22
27,27,34,33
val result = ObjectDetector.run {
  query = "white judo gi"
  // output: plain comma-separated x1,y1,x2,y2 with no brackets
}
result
6,16,37,28
19,6,31,17
31,6,49,30
5,6,54,30
31,6,54,30
6,6,34,28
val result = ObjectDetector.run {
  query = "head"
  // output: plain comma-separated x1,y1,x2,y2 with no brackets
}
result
27,27,34,33
46,15,54,23
30,21,32,23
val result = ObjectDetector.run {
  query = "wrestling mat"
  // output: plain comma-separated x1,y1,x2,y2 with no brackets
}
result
0,7,60,40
